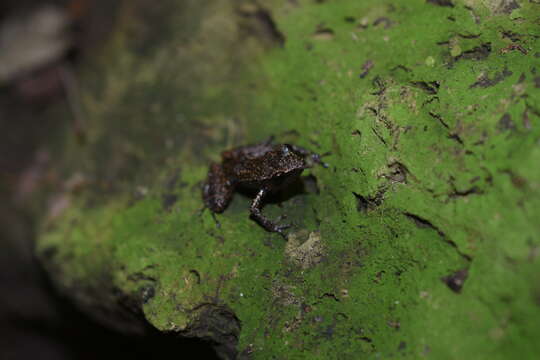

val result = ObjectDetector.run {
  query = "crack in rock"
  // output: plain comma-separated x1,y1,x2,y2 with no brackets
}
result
469,66,512,88
403,212,472,262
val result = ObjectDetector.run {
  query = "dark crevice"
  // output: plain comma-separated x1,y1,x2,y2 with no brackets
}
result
496,0,520,14
384,161,413,184
501,30,540,43
403,212,472,262
127,272,157,283
373,17,393,29
320,293,340,302
404,212,441,231
161,193,178,211
353,192,372,213
390,64,412,73
371,127,387,146
366,107,378,116
335,312,349,320
458,42,492,61
448,185,482,199
237,5,285,47
410,80,440,95
469,66,512,88
428,112,465,145
448,177,484,199
457,32,481,39
374,270,385,283
464,6,481,24
189,269,202,284
500,43,528,55
140,286,155,304
359,60,374,79
371,76,387,96
442,269,469,293
353,187,386,213
497,113,515,131
523,103,540,129
178,303,241,360
312,25,335,40
501,29,523,42
448,133,464,145
429,111,449,129
523,107,532,129
426,0,454,7
423,96,440,106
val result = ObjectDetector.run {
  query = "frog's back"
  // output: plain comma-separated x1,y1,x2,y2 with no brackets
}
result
223,156,278,183
221,143,274,163
224,145,307,188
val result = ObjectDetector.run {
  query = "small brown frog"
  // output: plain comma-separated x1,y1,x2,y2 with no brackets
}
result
203,138,327,236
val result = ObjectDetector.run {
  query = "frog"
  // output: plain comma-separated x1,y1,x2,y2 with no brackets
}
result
202,138,328,237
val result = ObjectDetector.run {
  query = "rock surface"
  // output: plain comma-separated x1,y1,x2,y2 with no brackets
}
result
37,0,540,358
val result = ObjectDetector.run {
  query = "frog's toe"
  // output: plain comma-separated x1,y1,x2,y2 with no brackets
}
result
310,152,331,168
274,223,291,238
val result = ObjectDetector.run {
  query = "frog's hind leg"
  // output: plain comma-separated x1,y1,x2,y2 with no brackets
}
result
250,189,290,238
203,163,234,213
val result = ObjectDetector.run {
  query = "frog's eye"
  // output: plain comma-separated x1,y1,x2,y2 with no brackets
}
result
281,145,291,156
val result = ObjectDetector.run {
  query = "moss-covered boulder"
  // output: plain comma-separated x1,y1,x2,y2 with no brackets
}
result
37,0,540,358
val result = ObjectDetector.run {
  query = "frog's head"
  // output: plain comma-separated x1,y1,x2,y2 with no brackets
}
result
273,144,306,175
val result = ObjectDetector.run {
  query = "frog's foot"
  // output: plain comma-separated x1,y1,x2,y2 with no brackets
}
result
310,151,331,168
273,223,291,239
288,144,330,168
257,217,290,238
250,210,290,236
273,216,292,237
210,211,221,229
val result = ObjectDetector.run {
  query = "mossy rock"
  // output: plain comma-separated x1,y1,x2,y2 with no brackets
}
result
37,0,540,358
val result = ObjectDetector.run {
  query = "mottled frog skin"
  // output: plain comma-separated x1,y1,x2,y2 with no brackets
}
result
203,139,327,236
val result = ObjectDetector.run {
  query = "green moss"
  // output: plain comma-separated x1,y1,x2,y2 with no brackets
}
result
38,0,540,358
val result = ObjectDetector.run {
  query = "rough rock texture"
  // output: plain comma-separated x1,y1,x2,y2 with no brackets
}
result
37,0,540,358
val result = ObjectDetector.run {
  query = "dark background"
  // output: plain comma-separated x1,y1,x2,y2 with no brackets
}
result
0,1,217,358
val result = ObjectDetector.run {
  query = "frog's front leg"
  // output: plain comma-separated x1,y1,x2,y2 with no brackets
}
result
288,144,330,168
203,163,234,213
250,189,290,237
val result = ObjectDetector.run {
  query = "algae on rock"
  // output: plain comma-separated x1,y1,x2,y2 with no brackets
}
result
37,0,540,359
